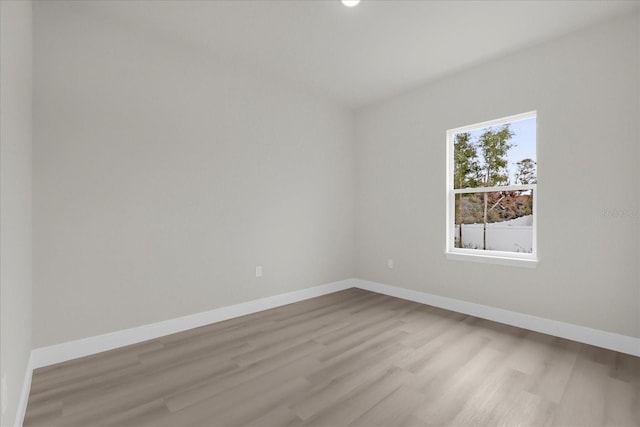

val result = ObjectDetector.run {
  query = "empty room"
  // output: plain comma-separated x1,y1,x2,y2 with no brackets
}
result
1,0,639,426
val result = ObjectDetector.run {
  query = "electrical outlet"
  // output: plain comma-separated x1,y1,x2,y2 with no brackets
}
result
255,265,263,277
1,373,7,415
387,259,394,269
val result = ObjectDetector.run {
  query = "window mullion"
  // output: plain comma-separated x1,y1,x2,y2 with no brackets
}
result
453,184,535,195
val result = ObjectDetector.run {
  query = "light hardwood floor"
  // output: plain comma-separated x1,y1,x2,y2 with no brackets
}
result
24,288,640,426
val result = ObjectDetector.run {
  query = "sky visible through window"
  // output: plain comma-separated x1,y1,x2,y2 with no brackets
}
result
466,116,536,184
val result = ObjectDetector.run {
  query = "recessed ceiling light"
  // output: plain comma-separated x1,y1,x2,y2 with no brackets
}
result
341,0,360,7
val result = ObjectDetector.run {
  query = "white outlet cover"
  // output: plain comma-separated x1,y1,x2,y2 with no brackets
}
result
387,259,394,269
255,265,263,277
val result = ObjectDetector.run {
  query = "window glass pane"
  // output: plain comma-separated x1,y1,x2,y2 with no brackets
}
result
453,117,536,189
453,191,533,253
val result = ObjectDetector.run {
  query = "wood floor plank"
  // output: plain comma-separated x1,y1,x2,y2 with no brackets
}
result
445,367,530,426
411,345,506,423
244,405,304,427
523,338,578,404
24,289,640,427
300,366,410,427
347,385,427,427
164,343,322,413
604,377,639,427
290,345,412,420
552,358,610,426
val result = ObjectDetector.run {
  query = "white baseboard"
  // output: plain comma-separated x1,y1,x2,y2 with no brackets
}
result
31,279,355,369
354,279,640,357
29,277,639,372
14,352,33,427
16,276,638,427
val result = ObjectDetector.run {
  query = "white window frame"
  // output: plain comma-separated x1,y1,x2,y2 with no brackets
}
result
445,111,538,268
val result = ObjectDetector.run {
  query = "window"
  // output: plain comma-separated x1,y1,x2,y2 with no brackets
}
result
446,112,537,267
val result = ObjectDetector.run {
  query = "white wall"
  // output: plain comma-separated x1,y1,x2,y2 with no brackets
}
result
637,11,640,338
33,3,355,348
0,1,33,425
30,3,639,352
355,14,640,338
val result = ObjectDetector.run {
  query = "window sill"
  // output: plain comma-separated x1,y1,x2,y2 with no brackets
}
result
446,251,538,268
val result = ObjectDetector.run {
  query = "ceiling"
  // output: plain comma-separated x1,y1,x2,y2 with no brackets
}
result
77,0,639,109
